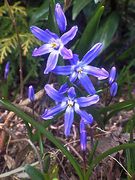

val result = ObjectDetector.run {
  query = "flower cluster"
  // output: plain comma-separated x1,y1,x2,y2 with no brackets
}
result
30,3,118,151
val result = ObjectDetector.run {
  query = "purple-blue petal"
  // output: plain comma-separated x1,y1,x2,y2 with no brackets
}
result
41,102,66,119
78,73,96,95
30,26,54,43
4,61,10,79
110,82,118,97
69,54,79,65
52,65,72,75
44,51,59,74
32,44,53,56
83,66,109,80
109,66,116,84
69,72,78,82
68,87,76,99
45,29,59,40
60,47,73,59
55,3,67,32
60,26,78,45
64,106,74,136
81,43,103,65
75,104,93,124
76,95,99,107
58,83,69,94
44,84,64,102
28,85,35,102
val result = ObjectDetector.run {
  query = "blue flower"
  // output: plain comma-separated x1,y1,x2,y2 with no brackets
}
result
30,26,78,74
4,61,10,79
55,3,67,32
41,84,99,136
110,82,118,97
53,43,109,95
109,66,118,97
28,85,35,102
109,66,116,84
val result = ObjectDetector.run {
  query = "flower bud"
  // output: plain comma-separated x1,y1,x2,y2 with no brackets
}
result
28,85,35,102
110,82,118,97
109,66,116,84
55,3,67,32
4,61,10,79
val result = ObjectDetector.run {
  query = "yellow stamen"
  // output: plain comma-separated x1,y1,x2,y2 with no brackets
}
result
51,43,57,48
68,99,74,107
77,67,83,73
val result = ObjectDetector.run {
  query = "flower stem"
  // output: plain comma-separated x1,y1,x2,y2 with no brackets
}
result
82,150,86,178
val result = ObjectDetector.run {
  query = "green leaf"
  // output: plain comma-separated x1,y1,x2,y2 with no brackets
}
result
86,143,135,179
101,100,135,122
72,0,91,20
0,99,83,180
125,115,135,133
25,165,44,180
75,5,104,58
92,12,119,50
43,155,50,173
47,0,59,34
29,0,49,25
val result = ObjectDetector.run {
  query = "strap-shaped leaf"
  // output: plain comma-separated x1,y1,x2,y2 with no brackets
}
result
75,5,104,58
0,99,83,180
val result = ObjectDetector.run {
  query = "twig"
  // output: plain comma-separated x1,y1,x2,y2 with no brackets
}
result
109,155,132,178
4,89,44,125
0,161,39,178
57,137,83,161
11,138,44,172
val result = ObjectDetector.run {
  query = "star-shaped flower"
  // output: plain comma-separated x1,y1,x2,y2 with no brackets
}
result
53,43,109,95
41,84,99,136
30,25,78,74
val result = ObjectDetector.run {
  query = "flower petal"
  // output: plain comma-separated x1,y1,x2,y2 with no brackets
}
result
55,3,67,32
45,29,59,40
60,47,73,59
45,84,64,102
44,51,59,74
76,95,99,107
58,83,69,94
69,54,79,65
109,66,116,84
83,66,109,80
52,65,72,75
78,73,96,95
61,26,78,45
4,61,10,79
69,72,78,82
32,44,53,56
68,87,76,99
81,43,103,65
41,102,67,119
64,106,74,136
110,82,118,97
28,85,35,102
30,26,54,43
75,104,93,124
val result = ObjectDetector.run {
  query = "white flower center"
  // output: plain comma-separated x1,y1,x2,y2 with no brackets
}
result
67,99,74,107
76,67,83,73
